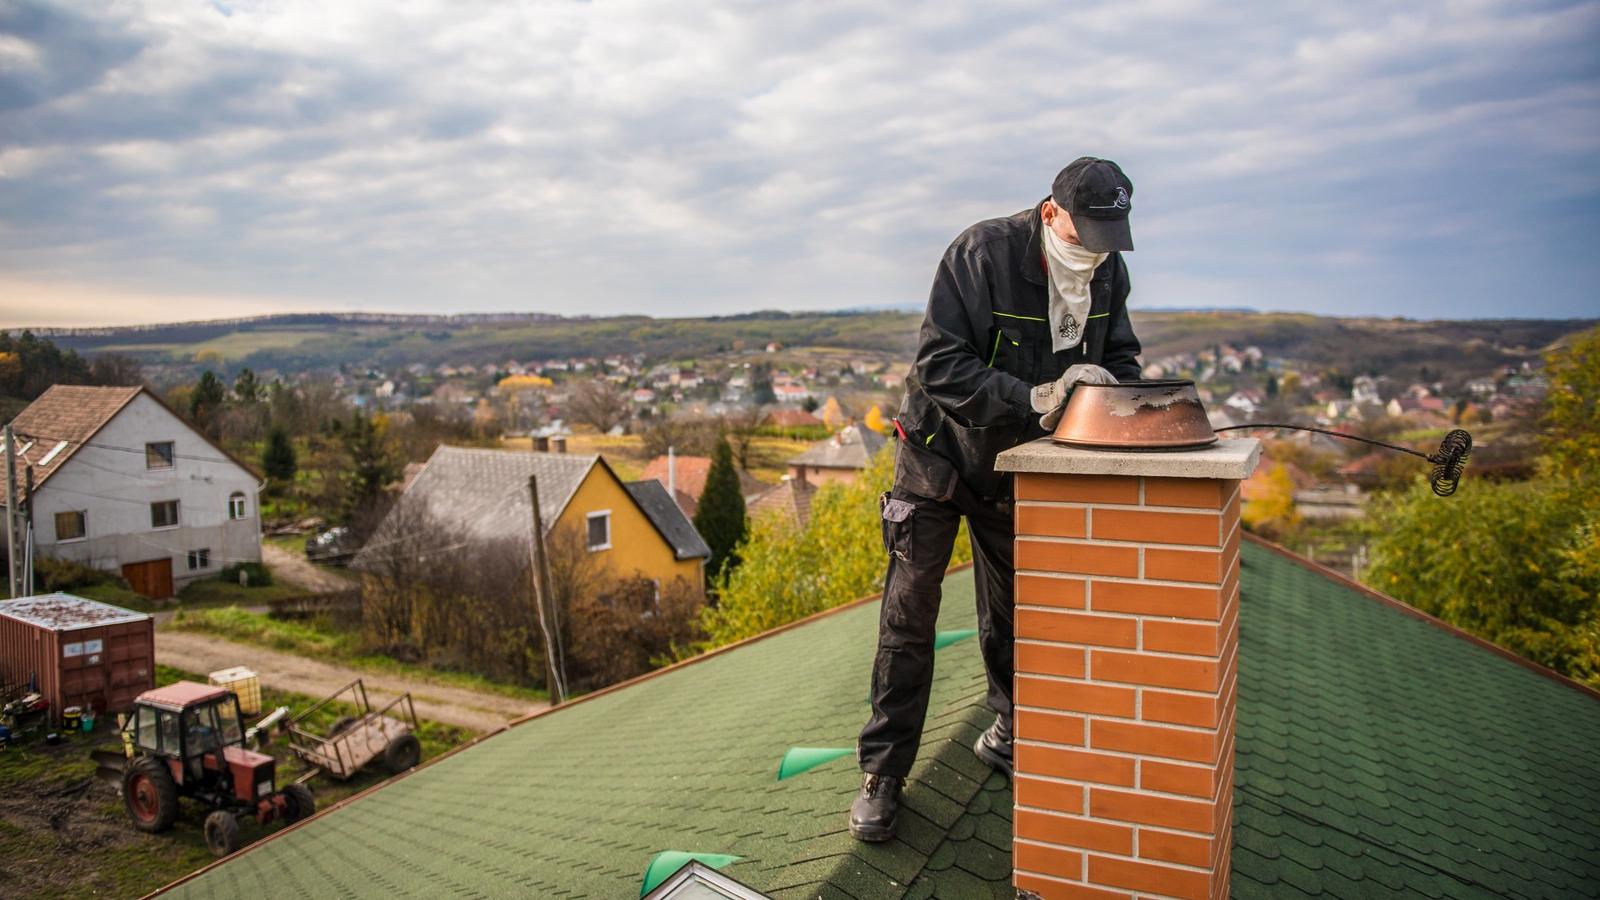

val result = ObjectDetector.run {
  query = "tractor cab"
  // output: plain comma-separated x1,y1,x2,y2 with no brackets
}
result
112,681,313,856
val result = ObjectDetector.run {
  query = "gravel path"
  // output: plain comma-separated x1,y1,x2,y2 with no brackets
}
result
260,541,353,593
156,629,546,734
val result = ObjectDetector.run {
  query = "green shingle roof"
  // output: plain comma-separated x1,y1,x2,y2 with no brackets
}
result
159,541,1600,899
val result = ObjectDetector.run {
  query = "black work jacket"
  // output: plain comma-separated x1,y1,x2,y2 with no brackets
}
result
896,201,1143,497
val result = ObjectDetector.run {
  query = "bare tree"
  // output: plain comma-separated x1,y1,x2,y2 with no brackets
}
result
720,405,763,470
567,378,631,433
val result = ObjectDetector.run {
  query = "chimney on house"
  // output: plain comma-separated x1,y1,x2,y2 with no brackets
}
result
996,437,1259,900
667,446,676,497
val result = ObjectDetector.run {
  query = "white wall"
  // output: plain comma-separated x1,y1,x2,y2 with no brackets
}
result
30,393,261,591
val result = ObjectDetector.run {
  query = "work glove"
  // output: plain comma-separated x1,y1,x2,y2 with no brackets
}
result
1032,364,1118,431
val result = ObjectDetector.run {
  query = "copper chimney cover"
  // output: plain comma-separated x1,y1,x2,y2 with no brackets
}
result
1051,380,1218,451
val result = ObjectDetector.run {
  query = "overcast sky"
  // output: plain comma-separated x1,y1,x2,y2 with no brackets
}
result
1,0,1597,327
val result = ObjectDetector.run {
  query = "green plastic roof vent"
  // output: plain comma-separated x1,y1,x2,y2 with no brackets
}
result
640,852,742,896
776,746,853,780
934,628,978,649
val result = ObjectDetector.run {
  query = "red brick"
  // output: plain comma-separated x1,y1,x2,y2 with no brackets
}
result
1014,840,1083,880
1141,759,1220,799
1091,580,1221,619
1017,676,1136,717
1018,473,1139,505
1090,787,1215,833
1017,574,1088,609
1091,719,1218,764
1090,650,1221,692
1016,709,1086,746
1016,642,1087,678
1017,504,1088,538
1014,872,1133,899
1092,508,1220,546
1138,828,1215,868
1019,540,1140,578
1142,619,1224,656
1017,609,1137,648
1015,775,1084,813
1015,808,1134,855
1016,743,1135,786
1142,546,1225,584
1141,689,1223,729
1142,477,1236,509
1088,854,1212,900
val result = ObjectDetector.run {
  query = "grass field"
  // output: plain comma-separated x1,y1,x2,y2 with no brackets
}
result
0,664,475,899
164,607,547,703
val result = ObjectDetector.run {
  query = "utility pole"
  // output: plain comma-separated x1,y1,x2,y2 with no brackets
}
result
23,467,34,596
4,423,17,598
527,475,565,705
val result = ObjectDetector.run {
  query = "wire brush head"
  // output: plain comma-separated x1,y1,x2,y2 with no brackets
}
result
1429,429,1472,497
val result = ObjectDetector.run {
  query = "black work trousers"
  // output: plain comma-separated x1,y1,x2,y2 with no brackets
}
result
858,440,1016,777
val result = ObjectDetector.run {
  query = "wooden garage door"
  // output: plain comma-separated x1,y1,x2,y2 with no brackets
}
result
122,558,173,599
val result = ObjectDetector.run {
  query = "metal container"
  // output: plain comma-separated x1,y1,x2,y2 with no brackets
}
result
0,593,155,727
1051,380,1218,451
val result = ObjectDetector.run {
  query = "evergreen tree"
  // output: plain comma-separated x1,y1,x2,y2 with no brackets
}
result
342,411,399,524
190,370,227,423
693,438,747,581
234,368,261,403
262,426,297,482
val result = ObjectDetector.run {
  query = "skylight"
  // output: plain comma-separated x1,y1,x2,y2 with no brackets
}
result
39,441,69,466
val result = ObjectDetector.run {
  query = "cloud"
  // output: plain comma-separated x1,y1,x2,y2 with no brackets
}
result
1,0,1597,326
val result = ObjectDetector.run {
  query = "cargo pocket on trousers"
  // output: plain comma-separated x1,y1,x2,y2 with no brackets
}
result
880,494,916,562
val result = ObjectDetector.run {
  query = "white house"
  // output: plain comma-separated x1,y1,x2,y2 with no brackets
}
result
5,385,261,599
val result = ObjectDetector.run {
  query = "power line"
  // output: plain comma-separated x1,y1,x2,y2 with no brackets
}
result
13,429,242,467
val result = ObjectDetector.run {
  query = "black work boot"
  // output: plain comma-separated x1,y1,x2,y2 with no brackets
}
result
973,715,1013,778
848,773,904,842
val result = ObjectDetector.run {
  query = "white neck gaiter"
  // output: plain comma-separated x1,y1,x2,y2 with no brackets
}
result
1041,224,1108,353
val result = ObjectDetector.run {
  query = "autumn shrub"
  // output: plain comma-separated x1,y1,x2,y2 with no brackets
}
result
698,443,973,650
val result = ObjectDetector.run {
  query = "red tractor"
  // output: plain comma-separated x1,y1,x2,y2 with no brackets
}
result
104,681,314,856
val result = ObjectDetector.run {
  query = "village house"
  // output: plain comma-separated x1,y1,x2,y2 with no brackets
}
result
355,446,709,597
786,422,886,486
5,385,262,599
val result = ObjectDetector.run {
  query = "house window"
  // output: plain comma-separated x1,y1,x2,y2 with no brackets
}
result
228,492,247,520
145,441,175,469
187,548,210,570
586,510,611,551
151,500,180,529
54,510,87,541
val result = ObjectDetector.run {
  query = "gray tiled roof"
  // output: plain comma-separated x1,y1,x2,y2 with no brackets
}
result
788,424,886,470
352,446,597,569
626,479,712,560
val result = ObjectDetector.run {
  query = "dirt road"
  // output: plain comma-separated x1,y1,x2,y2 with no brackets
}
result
260,541,352,593
156,630,545,733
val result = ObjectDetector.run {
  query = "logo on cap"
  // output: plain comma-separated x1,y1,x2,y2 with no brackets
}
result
1091,187,1129,211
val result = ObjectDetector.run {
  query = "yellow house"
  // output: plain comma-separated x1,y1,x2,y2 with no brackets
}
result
358,446,708,595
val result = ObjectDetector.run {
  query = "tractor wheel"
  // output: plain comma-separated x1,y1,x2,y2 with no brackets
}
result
123,757,178,833
383,733,421,774
204,810,241,857
282,783,316,824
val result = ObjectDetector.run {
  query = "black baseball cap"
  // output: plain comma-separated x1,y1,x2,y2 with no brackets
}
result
1051,157,1134,252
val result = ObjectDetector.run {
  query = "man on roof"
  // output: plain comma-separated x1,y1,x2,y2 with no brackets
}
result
850,158,1144,841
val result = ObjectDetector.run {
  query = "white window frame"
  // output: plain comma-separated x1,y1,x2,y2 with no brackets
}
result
146,441,175,469
187,548,210,570
585,509,612,552
151,499,180,530
228,492,248,520
54,510,88,543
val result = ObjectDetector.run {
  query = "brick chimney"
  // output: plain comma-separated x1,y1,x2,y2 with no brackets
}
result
996,438,1260,900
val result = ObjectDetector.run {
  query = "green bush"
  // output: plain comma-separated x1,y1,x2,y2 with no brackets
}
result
1364,476,1600,688
699,444,972,650
219,561,273,587
35,556,112,592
